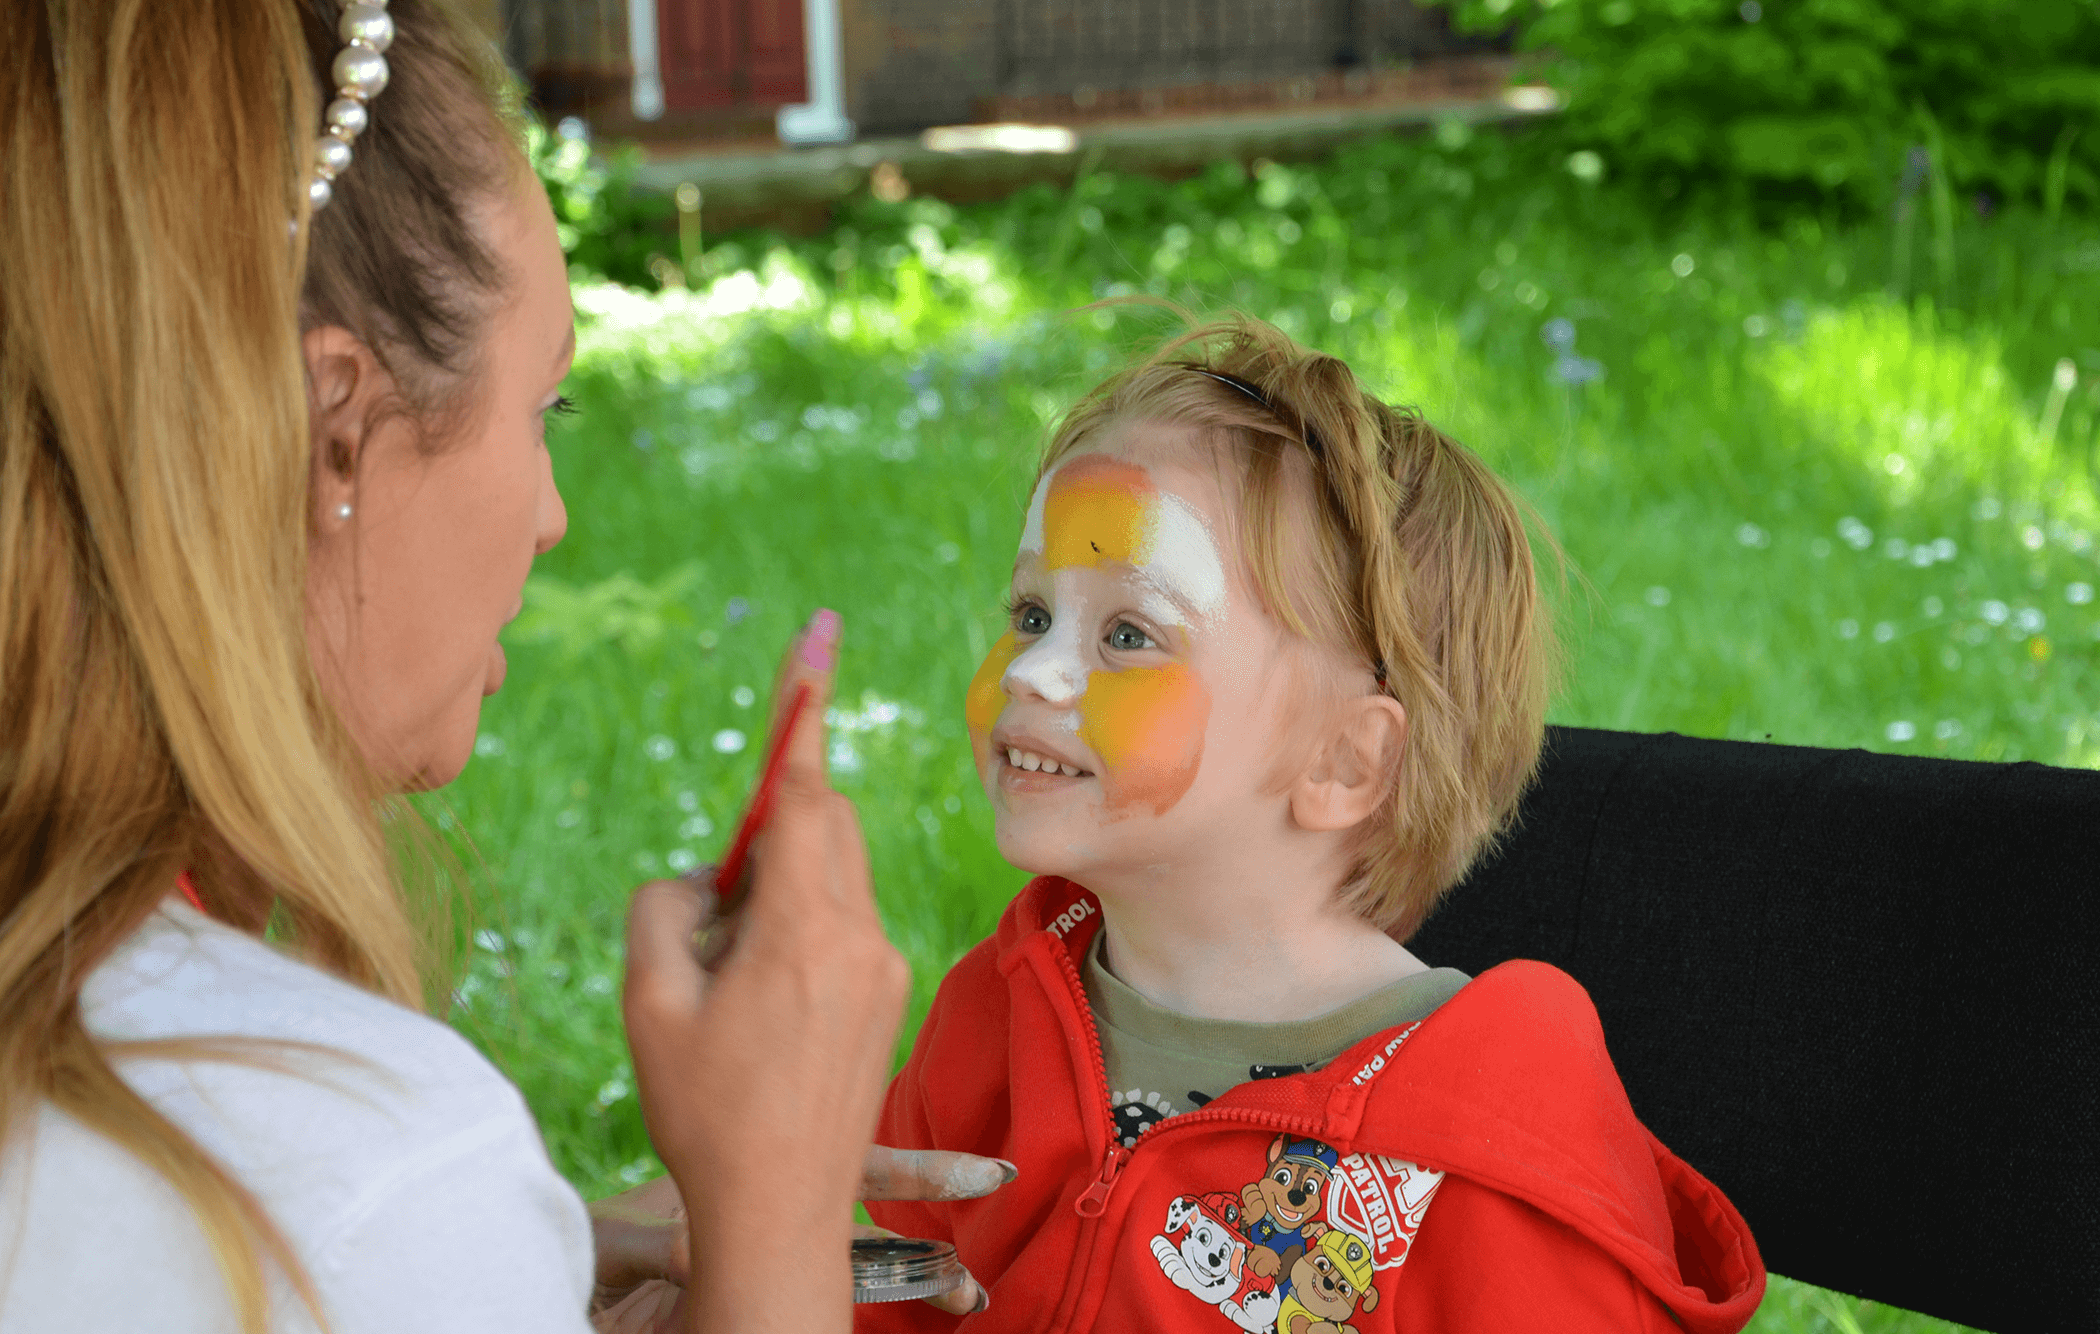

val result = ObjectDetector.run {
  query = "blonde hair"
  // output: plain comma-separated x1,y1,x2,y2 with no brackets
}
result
1,1,516,1329
1042,312,1558,940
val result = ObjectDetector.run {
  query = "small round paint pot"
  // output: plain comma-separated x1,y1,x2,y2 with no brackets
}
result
850,1236,966,1304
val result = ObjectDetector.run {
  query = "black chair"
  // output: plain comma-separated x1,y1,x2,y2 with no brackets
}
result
1411,726,2100,1334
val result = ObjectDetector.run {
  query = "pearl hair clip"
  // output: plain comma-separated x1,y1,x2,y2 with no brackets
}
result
306,1,395,215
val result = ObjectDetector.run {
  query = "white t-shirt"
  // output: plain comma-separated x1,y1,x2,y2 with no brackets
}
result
0,901,595,1333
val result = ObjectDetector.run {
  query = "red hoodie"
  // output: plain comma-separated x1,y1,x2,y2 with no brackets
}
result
863,878,1765,1333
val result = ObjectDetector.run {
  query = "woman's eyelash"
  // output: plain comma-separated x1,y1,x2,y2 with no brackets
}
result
548,394,579,417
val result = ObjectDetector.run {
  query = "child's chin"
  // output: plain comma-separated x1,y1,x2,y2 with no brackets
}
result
991,819,1083,878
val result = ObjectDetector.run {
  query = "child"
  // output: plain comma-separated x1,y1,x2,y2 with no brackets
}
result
863,315,1765,1332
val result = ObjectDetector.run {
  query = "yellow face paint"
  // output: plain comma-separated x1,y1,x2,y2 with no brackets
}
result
1038,454,1154,571
1079,661,1210,817
965,630,1021,744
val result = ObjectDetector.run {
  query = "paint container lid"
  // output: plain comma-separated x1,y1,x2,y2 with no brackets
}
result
850,1236,966,1305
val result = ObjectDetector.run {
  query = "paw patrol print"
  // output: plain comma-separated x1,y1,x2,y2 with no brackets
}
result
1112,1090,1177,1147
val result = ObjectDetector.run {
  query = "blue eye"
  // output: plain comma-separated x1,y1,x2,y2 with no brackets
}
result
1108,622,1151,651
1014,603,1052,635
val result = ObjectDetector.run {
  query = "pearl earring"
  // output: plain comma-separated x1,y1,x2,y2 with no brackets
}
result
335,503,353,520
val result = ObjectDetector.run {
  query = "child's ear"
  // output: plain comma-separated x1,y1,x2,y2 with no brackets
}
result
1287,695,1407,833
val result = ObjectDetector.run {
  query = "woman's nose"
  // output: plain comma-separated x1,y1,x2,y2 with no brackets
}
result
537,453,568,555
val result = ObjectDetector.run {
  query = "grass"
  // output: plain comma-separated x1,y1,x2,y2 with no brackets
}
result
442,125,2100,1333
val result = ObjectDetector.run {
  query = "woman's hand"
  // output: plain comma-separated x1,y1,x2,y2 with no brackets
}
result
622,610,911,1334
588,1145,1015,1326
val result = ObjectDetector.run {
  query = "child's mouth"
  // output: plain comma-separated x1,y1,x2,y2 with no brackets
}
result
1000,746,1094,787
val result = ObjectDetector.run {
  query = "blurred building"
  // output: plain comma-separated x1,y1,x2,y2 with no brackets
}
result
502,0,1501,143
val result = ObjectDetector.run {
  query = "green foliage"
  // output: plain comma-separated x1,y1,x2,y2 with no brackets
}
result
525,118,675,288
1425,0,2100,212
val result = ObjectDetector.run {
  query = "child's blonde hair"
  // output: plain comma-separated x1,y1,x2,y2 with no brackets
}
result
1041,312,1557,940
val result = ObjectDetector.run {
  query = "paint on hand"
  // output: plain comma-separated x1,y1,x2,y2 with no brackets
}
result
1078,661,1210,816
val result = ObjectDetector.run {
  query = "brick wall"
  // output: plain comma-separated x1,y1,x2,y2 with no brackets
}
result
842,0,1494,135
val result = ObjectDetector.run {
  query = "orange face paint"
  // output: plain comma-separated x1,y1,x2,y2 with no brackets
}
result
1037,454,1154,572
1078,662,1211,817
965,630,1021,744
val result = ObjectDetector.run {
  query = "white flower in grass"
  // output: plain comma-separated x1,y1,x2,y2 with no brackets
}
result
1981,601,2010,626
643,735,676,761
712,729,747,755
1935,720,1963,740
2067,583,2094,606
1886,721,1917,743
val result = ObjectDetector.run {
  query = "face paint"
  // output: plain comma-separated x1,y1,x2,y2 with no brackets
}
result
965,630,1021,744
972,450,1229,820
1021,452,1228,622
1079,662,1210,816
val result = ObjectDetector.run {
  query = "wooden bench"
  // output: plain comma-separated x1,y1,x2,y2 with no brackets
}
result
1411,727,2099,1334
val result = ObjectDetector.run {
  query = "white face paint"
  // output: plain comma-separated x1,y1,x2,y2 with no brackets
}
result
1016,451,1230,625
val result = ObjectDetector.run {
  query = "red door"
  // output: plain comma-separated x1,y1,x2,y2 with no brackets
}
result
658,0,808,110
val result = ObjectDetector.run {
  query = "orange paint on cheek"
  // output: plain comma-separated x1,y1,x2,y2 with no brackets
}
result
1040,455,1154,571
965,630,1020,741
1078,663,1211,817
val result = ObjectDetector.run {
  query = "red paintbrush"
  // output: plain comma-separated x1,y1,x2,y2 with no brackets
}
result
711,680,814,909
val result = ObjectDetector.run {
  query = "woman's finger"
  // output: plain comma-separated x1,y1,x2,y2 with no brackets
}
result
770,608,839,788
861,1144,1018,1202
622,878,716,1019
852,1227,989,1318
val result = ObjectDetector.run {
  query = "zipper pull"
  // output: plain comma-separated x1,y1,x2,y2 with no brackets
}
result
1074,1141,1130,1217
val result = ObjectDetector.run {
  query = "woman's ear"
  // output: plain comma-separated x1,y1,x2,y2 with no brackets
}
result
300,325,384,523
1287,694,1408,833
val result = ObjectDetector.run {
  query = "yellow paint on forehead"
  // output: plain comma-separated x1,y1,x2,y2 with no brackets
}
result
964,630,1021,739
1039,454,1155,571
1079,662,1210,817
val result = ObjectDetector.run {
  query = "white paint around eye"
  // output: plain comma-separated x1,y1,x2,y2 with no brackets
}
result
1140,492,1229,620
1019,472,1052,555
1004,605,1089,704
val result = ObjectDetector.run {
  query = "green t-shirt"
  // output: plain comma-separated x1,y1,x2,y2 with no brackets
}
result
1082,933,1470,1148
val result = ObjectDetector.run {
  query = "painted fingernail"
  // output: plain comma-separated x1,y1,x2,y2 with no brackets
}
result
995,1158,1018,1184
799,608,840,671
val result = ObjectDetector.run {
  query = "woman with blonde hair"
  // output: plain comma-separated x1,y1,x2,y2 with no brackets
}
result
0,2,999,1330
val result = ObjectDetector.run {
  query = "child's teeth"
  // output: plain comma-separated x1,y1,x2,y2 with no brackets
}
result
1007,747,1022,768
1024,753,1042,771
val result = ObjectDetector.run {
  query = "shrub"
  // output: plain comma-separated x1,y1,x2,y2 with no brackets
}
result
1425,0,2100,214
527,117,676,288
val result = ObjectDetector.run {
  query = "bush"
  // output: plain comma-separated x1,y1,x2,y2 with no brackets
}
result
527,117,676,288
1426,0,2100,214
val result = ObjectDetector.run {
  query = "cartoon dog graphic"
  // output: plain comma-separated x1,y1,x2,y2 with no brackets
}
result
1150,1193,1283,1332
1240,1135,1337,1280
1276,1228,1380,1334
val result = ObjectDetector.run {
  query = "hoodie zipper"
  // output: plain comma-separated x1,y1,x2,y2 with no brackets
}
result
1042,931,1340,1332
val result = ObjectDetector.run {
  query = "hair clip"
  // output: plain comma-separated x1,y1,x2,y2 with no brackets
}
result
1185,365,1325,457
306,2,395,215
